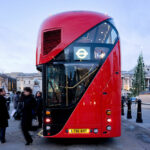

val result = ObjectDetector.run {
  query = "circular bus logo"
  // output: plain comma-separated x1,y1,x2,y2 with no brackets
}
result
76,48,88,59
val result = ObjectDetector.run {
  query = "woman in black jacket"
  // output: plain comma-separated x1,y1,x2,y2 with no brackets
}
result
0,88,9,144
21,87,36,145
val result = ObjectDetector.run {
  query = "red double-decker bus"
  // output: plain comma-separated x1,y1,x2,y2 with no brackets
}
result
36,11,121,138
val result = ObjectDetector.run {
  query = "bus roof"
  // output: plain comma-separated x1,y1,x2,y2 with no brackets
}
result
36,11,110,65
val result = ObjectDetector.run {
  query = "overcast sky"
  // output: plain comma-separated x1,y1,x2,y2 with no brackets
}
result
0,0,150,73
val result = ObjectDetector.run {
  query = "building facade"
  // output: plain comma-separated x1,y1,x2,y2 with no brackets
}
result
0,74,16,92
2,65,150,94
15,72,42,94
122,65,150,92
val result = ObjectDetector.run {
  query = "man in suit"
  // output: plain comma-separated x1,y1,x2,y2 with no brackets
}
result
0,88,10,143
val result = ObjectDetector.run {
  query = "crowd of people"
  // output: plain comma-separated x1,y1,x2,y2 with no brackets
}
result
0,87,43,145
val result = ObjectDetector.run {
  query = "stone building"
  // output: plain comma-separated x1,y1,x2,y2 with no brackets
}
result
6,72,42,94
0,74,16,92
121,71,134,91
15,72,42,94
121,65,150,92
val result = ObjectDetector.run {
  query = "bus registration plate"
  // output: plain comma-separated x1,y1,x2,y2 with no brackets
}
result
68,129,90,134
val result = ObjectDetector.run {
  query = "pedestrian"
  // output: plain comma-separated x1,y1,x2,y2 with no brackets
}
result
17,92,24,114
13,91,21,109
14,92,24,120
21,87,36,145
5,93,11,111
10,91,15,102
35,91,43,128
0,88,10,144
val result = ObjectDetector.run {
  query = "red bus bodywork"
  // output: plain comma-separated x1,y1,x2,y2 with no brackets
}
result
36,11,121,138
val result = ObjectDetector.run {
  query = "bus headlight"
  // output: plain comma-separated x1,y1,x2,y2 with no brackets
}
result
107,118,112,123
45,118,51,123
46,126,51,130
93,128,98,134
106,125,112,131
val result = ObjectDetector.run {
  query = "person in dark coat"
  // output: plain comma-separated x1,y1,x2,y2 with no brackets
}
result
35,91,43,128
0,88,10,144
5,93,11,111
21,87,36,145
14,92,24,120
13,91,21,109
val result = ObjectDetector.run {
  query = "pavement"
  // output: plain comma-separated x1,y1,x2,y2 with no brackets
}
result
1,103,150,150
122,102,150,131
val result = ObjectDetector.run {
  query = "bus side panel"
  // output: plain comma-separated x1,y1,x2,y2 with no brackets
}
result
48,41,121,138
101,41,121,137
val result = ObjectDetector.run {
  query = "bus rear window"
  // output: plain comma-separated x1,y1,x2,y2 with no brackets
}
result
46,63,98,107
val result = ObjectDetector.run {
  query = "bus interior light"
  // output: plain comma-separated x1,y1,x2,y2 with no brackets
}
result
100,52,105,59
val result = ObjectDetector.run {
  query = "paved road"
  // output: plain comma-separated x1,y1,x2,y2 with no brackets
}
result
123,102,150,130
1,104,150,150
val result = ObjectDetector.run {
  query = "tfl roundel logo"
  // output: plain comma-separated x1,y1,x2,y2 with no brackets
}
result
76,48,88,59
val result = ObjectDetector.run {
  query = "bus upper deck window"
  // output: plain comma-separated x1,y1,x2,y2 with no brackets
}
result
54,20,118,63
95,22,117,44
76,21,118,45
76,28,97,43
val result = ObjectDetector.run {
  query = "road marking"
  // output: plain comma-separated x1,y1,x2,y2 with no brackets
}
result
37,129,43,137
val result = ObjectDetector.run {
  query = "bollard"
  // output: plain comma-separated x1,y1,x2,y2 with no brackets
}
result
127,98,132,119
136,99,143,123
121,96,125,116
